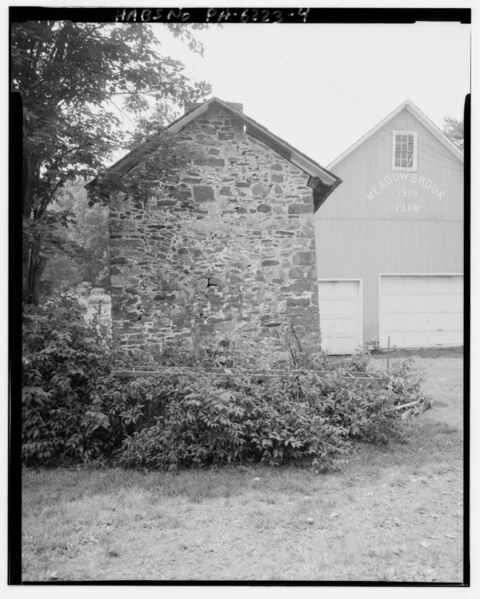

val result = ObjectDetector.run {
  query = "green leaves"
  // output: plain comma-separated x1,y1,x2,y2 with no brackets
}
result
22,299,429,470
13,20,211,186
117,369,343,470
14,21,212,303
443,115,464,146
116,354,429,470
22,291,113,465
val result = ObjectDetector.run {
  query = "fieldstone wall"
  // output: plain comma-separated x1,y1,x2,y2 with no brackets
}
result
110,104,321,367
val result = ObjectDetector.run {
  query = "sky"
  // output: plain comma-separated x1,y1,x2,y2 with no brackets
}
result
154,21,470,167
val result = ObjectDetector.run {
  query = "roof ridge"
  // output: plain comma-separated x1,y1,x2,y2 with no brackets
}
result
86,96,340,191
327,99,464,170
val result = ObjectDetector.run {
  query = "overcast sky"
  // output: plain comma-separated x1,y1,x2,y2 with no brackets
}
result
156,21,470,167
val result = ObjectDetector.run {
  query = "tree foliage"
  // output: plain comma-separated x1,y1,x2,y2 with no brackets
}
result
443,116,464,148
41,180,109,295
12,20,211,303
22,291,114,463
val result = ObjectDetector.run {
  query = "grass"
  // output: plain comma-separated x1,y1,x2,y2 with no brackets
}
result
21,355,464,582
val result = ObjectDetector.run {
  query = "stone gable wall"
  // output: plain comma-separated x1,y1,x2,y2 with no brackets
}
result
110,104,321,367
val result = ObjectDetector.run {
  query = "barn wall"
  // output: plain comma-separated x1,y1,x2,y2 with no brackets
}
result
110,104,320,367
315,106,464,346
315,219,464,342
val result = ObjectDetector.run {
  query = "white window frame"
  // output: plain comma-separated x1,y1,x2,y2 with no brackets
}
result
392,130,418,172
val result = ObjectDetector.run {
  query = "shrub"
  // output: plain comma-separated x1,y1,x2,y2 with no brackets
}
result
117,360,429,470
118,369,351,470
22,298,430,470
22,292,140,465
295,360,428,445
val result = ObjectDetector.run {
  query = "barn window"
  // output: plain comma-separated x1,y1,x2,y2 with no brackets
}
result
392,131,417,171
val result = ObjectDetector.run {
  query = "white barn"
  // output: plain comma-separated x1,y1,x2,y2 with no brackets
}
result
315,100,464,354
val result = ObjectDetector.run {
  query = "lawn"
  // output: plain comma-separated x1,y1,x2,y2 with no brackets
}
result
21,353,465,582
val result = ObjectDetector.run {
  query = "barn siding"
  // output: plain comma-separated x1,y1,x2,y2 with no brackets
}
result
315,219,463,342
315,105,464,348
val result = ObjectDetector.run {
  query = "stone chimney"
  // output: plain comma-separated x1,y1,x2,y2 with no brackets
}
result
184,101,243,114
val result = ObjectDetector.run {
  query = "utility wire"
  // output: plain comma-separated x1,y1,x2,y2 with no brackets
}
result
244,25,463,164
240,26,464,173
245,26,464,170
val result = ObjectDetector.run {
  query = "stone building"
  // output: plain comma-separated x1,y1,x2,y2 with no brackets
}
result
90,98,340,367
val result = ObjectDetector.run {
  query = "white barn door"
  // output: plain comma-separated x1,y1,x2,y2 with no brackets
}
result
379,275,463,349
317,280,362,355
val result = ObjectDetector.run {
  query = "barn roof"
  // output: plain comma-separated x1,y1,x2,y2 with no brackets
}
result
86,97,341,211
327,99,464,170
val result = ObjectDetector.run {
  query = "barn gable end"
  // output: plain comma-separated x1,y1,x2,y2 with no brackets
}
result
315,100,464,353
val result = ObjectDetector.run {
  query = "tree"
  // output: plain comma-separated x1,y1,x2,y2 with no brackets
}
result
41,180,109,296
443,116,464,148
11,21,211,303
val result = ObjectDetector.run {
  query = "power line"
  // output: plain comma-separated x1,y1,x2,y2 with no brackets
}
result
245,26,464,171
240,27,463,173
245,26,463,166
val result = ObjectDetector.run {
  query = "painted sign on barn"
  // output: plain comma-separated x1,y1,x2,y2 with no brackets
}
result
315,100,464,352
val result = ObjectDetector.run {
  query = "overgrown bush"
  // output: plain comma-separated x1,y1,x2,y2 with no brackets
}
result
23,299,430,469
117,369,349,470
297,360,429,446
22,292,140,465
113,336,371,374
117,360,430,470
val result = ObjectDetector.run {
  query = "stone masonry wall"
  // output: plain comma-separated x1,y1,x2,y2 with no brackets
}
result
110,104,321,367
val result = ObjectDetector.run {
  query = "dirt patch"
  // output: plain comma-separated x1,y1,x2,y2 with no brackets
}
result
22,354,465,582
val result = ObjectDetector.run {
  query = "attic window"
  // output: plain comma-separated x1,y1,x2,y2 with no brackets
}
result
392,130,417,171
